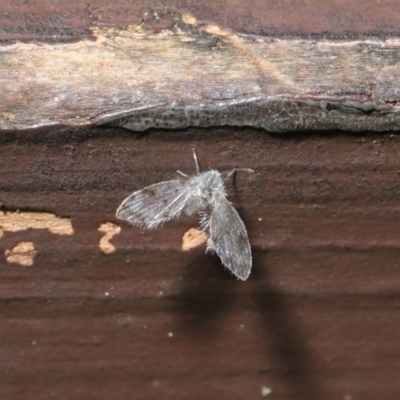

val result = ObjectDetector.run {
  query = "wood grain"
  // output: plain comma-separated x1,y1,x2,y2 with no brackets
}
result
1,128,400,399
1,9,400,132
2,1,400,399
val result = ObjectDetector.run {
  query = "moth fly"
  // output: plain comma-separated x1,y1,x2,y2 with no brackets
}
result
116,149,253,280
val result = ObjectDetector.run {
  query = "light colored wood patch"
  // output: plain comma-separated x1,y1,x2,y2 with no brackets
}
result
98,222,121,254
0,211,73,238
5,241,37,266
182,228,208,251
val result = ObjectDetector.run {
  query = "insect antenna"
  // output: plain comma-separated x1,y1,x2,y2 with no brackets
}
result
192,147,209,174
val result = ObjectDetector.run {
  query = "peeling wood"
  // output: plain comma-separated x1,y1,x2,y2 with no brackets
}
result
182,227,208,251
1,10,400,132
5,241,36,266
98,222,120,254
0,210,74,238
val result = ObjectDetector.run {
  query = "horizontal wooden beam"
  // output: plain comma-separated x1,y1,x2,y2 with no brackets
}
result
1,10,400,132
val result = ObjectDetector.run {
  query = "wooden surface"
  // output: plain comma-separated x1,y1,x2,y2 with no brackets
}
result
1,4,400,132
2,128,400,399
2,0,400,40
1,1,400,399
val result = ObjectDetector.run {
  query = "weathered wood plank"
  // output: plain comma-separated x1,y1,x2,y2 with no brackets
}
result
1,9,400,132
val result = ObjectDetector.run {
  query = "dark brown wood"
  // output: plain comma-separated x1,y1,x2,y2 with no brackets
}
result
2,0,400,40
1,1,400,400
1,128,400,399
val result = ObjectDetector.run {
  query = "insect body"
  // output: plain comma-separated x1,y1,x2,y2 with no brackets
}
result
116,149,252,280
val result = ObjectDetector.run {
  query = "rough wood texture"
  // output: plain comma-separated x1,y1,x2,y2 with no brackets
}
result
2,0,400,40
1,6,400,132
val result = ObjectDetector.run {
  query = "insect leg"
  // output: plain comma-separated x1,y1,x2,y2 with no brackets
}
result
225,168,254,181
176,170,189,178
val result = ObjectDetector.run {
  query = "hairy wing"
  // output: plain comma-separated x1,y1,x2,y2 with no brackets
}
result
116,180,190,228
207,192,252,281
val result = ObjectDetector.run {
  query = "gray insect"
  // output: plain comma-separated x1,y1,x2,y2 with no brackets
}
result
116,149,253,280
